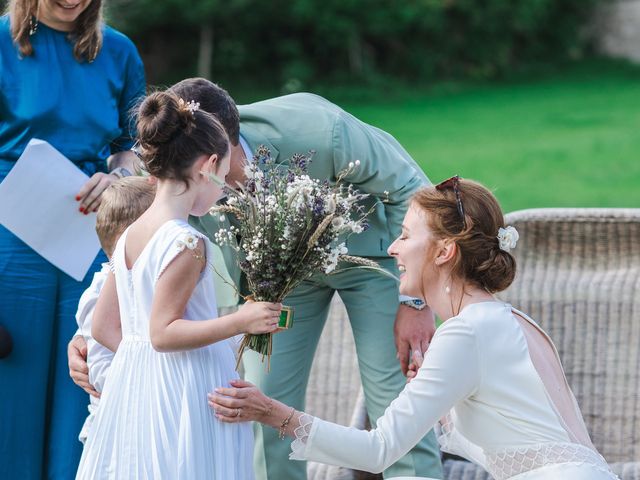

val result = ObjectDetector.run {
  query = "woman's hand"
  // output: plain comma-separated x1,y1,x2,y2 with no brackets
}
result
208,379,276,425
76,172,119,214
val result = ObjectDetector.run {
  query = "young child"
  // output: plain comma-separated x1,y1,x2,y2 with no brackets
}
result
75,176,156,444
76,91,282,479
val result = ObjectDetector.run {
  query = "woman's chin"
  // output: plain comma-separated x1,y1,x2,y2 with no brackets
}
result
398,281,419,298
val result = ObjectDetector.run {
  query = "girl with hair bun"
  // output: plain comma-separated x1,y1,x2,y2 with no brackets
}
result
212,176,617,480
77,90,281,479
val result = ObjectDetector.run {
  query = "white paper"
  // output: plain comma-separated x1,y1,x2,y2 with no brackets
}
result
0,139,101,281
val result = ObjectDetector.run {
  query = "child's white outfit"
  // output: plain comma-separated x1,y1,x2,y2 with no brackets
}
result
76,219,254,479
74,262,114,444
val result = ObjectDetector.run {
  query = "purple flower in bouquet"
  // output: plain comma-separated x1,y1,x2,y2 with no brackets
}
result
210,147,390,367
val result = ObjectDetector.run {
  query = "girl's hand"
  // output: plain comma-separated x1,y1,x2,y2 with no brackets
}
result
208,379,273,424
406,350,424,384
237,301,282,335
76,172,119,214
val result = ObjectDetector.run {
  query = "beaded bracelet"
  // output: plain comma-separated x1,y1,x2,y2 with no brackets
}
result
279,407,296,440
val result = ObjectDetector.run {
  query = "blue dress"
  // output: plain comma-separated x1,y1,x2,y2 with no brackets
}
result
0,15,145,480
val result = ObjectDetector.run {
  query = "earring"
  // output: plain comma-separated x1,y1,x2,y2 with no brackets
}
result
445,286,451,294
29,15,38,36
29,1,40,36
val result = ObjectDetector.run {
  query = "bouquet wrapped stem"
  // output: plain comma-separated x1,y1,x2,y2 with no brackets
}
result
211,147,391,370
233,296,293,371
237,328,273,371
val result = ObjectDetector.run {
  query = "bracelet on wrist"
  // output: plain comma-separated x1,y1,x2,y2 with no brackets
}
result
278,407,295,440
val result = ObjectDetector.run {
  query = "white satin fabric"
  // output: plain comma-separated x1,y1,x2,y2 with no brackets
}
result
291,301,617,479
76,220,254,479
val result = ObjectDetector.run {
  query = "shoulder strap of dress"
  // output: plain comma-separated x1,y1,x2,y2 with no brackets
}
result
156,221,209,281
109,225,132,274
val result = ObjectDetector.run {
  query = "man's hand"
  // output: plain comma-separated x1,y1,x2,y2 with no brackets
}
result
394,304,436,376
68,335,100,398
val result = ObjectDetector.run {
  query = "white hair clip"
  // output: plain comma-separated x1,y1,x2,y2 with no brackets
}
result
186,100,200,114
497,226,519,252
178,98,200,116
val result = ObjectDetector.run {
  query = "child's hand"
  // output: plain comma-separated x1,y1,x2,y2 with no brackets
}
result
406,350,424,384
68,335,101,398
238,301,282,335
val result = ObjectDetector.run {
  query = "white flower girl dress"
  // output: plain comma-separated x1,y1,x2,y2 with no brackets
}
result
77,219,253,479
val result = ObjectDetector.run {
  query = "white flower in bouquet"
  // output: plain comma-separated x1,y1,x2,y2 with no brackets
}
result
210,146,391,365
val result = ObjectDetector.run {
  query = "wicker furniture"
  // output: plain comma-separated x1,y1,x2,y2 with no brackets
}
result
306,208,640,480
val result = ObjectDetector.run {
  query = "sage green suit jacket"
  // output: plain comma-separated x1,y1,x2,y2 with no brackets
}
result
192,93,430,292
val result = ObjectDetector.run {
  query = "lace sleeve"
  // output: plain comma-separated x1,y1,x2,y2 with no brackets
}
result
435,412,454,452
289,413,315,460
436,411,486,466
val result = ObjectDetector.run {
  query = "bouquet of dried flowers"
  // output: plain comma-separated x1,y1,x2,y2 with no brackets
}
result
210,146,386,368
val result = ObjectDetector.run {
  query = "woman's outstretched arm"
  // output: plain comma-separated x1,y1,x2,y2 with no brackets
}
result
211,318,481,473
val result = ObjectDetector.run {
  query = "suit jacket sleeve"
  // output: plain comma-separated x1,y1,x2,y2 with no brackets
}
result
331,110,429,242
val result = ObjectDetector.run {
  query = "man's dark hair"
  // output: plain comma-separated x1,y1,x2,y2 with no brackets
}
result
170,78,240,146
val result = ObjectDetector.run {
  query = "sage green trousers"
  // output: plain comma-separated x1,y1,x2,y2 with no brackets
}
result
243,258,443,480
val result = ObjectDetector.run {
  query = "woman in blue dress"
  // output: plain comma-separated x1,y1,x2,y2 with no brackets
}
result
0,1,145,478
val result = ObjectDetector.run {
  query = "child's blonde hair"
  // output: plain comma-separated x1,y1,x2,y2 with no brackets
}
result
96,177,156,257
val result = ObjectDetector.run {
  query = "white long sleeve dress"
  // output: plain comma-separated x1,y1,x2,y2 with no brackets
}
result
290,301,617,480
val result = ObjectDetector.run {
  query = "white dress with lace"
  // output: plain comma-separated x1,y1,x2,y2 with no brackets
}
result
290,301,617,480
76,220,254,479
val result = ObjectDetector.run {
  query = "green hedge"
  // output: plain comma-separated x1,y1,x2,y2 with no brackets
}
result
106,0,600,87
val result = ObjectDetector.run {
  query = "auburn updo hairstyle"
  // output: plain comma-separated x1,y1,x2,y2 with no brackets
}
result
135,90,229,187
413,179,516,293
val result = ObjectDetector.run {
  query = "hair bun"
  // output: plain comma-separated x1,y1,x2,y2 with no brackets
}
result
137,92,192,148
475,246,516,293
132,87,229,187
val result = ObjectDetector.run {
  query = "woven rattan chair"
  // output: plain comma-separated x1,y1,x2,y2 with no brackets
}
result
307,208,640,479
441,208,640,480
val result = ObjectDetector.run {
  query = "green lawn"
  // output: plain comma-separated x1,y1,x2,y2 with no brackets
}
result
329,61,640,213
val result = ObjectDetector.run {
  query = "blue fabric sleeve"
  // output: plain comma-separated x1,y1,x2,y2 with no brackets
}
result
111,43,146,153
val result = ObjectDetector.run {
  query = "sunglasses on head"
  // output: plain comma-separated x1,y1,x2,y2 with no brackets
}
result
435,175,466,230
